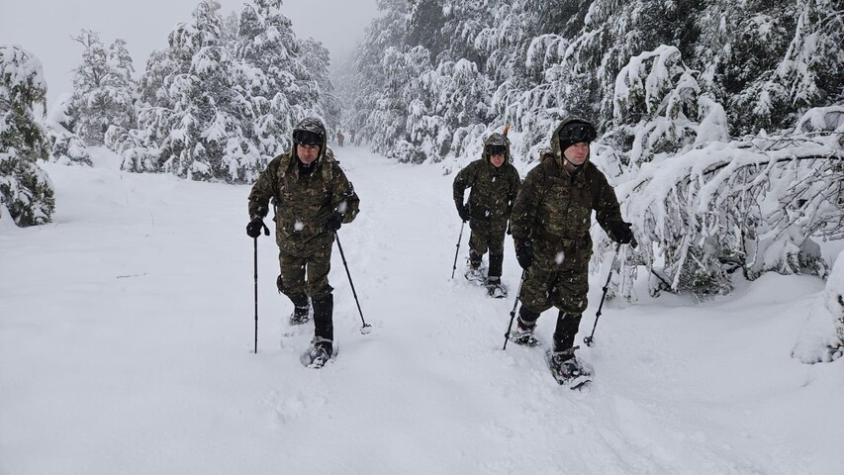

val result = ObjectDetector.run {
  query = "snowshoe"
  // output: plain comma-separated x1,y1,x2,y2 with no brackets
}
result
464,266,486,285
289,305,311,326
299,339,336,369
508,325,539,347
546,349,591,390
486,281,507,299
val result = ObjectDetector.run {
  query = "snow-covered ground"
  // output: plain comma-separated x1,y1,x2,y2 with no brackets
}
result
1,148,842,475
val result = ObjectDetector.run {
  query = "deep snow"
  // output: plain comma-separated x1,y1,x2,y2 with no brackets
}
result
1,147,842,475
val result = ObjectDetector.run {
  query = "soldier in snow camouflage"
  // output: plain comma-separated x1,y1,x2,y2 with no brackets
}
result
247,117,359,366
453,132,521,295
509,117,635,376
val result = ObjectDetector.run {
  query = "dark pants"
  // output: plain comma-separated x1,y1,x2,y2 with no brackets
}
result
468,218,507,279
277,248,334,342
516,239,592,352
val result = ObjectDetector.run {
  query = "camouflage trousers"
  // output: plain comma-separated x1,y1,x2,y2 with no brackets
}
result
469,218,508,278
277,247,334,342
518,240,591,315
276,247,334,302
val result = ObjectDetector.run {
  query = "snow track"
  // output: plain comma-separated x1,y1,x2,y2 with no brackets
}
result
1,147,841,474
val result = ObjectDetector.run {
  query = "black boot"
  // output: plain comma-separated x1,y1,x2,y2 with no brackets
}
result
548,312,590,386
311,293,334,353
552,311,582,353
510,306,540,346
465,250,484,283
485,253,506,297
488,252,503,280
547,347,590,386
469,249,483,270
485,276,507,298
288,294,310,325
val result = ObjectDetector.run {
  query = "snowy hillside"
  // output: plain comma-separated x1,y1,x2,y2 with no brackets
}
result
1,148,843,475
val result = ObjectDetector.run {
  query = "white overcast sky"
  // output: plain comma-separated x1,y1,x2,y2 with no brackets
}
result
0,0,379,106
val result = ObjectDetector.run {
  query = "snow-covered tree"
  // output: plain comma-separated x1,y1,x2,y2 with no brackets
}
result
348,0,413,153
43,94,93,167
300,38,340,130
352,0,843,161
609,119,842,297
0,45,55,226
350,0,844,297
792,248,844,364
69,30,136,146
124,1,255,182
118,0,332,183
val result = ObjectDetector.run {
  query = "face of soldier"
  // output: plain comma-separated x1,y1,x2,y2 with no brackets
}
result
297,144,321,165
490,152,506,168
563,142,589,166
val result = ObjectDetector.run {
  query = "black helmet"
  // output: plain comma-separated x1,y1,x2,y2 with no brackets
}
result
292,117,326,146
558,120,597,152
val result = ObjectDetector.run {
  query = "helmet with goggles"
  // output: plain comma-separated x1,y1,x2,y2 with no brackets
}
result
292,117,326,146
483,132,509,160
558,120,597,150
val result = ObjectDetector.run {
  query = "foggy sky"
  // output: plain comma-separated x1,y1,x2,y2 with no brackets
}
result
0,0,379,106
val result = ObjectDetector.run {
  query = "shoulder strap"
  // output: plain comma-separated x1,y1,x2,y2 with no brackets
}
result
276,153,294,179
319,147,338,183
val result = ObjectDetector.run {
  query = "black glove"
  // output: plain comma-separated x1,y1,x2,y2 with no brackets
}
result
515,240,533,270
610,221,636,247
246,217,265,238
325,211,344,232
457,204,470,222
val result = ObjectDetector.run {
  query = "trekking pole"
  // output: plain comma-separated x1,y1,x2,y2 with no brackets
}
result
335,232,372,334
502,270,527,350
450,221,466,279
583,243,622,347
252,222,270,354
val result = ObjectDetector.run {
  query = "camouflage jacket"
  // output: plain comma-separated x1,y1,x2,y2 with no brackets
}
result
510,120,623,263
248,148,359,255
453,134,520,224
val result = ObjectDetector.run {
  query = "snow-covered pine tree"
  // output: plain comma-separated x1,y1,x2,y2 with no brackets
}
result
351,0,843,298
42,93,93,167
69,30,136,147
120,0,331,183
127,0,255,182
235,0,326,161
699,0,844,135
792,248,844,364
112,49,169,174
349,0,413,155
0,45,55,226
300,38,340,131
614,115,842,297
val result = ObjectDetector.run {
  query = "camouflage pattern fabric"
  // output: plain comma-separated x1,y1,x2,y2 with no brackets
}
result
511,117,624,313
248,119,359,300
248,149,359,259
453,133,520,277
277,249,333,301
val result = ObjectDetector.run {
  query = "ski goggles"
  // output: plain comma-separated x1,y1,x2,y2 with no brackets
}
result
293,129,323,146
485,144,507,156
559,121,597,144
